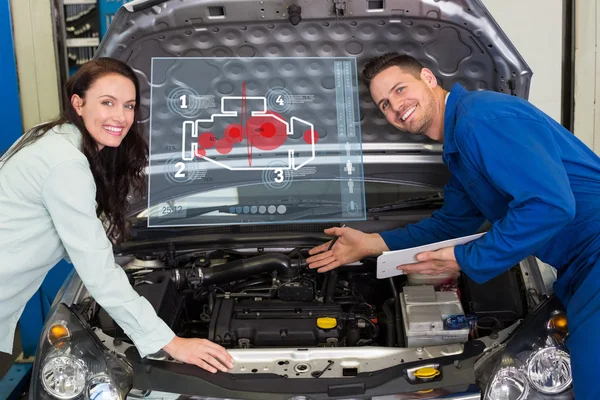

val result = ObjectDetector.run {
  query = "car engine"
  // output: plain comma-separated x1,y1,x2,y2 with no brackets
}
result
91,248,529,350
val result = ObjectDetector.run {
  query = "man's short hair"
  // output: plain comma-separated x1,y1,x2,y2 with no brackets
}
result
362,53,424,87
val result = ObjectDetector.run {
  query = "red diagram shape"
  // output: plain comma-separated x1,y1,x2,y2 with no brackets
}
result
216,137,233,154
303,129,320,144
246,111,287,151
195,112,289,161
193,82,310,166
225,124,243,143
195,148,206,158
198,132,216,148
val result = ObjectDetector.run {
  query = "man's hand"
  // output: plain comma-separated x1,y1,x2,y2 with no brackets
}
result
163,336,234,373
306,227,388,273
399,246,460,275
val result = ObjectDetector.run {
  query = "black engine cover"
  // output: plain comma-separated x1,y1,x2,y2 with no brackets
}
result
208,298,344,348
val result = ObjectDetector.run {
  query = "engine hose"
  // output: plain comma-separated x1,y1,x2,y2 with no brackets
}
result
143,254,301,288
201,254,297,285
382,298,396,347
231,277,271,291
208,290,215,314
389,278,405,347
320,275,329,298
324,270,338,303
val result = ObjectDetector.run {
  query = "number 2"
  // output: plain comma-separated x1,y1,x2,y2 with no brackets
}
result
179,94,188,109
274,168,284,183
175,162,186,178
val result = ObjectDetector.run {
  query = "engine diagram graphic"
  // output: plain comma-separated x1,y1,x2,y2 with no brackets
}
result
147,57,365,227
181,82,316,172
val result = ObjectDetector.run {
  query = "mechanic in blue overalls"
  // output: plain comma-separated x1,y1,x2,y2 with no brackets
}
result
307,52,600,398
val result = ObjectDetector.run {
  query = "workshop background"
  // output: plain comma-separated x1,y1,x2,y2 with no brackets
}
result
7,0,600,151
0,0,596,397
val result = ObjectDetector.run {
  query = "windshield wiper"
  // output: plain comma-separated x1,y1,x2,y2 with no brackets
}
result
368,193,444,213
135,194,444,227
137,197,347,225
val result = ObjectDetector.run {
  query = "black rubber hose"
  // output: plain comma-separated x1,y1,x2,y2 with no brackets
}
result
231,277,271,291
201,253,297,285
208,290,215,314
325,270,338,303
144,254,299,288
389,278,405,347
320,275,329,298
382,298,396,347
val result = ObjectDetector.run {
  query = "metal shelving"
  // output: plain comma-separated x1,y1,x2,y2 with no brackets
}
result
52,0,134,108
51,0,100,106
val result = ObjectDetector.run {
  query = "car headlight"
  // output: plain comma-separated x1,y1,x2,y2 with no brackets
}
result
487,367,530,400
30,303,133,400
526,346,572,393
475,296,573,399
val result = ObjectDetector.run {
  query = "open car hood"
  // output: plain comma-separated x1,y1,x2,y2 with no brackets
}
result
97,0,532,143
95,0,531,218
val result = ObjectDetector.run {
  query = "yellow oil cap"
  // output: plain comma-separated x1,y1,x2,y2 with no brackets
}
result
417,389,434,394
414,367,440,379
317,317,337,329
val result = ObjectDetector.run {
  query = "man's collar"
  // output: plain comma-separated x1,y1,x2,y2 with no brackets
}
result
443,83,468,154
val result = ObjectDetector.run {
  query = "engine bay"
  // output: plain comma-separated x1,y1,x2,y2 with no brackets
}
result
91,247,529,351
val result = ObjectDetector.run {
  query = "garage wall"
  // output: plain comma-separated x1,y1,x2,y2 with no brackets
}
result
485,0,600,156
574,0,599,154
10,0,60,132
482,0,564,124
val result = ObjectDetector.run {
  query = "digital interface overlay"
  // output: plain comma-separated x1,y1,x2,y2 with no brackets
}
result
147,57,365,227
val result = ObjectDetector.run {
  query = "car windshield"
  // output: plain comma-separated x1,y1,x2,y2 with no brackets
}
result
136,180,443,225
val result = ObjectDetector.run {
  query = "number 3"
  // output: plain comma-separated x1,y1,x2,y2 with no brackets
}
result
175,162,186,178
274,168,284,183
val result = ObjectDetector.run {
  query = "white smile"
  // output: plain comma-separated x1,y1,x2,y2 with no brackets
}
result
401,106,416,121
103,126,123,135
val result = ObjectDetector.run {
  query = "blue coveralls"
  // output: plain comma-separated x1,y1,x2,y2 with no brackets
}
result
379,83,600,399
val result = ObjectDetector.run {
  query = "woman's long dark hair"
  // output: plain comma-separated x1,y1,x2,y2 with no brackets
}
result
0,58,147,244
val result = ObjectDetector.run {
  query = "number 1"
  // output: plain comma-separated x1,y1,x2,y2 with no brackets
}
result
180,94,188,109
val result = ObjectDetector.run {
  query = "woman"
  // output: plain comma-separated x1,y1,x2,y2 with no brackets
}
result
0,58,233,373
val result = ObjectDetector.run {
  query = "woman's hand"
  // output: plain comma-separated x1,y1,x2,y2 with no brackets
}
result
163,336,234,373
306,227,388,273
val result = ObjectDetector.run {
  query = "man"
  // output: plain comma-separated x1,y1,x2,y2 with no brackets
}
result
306,53,600,398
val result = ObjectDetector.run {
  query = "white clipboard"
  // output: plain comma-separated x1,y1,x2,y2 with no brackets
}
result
376,233,485,279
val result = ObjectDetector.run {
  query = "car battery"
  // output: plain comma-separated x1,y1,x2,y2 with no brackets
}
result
400,285,469,347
